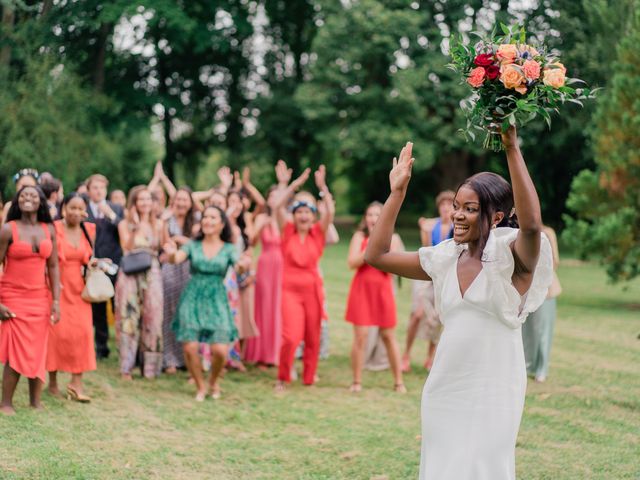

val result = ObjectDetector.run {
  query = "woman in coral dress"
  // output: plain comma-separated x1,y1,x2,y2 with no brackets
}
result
0,185,60,415
244,188,283,367
345,201,405,393
46,193,97,402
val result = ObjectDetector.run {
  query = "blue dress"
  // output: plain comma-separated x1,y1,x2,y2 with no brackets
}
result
173,241,239,344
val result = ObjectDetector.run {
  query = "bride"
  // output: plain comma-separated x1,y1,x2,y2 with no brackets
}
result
365,126,553,479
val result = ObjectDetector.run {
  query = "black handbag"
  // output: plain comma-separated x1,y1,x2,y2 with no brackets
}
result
120,250,154,275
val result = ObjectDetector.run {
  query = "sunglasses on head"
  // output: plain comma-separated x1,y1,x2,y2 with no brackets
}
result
12,168,40,183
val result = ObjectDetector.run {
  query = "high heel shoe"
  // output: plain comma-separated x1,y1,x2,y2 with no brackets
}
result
66,385,91,403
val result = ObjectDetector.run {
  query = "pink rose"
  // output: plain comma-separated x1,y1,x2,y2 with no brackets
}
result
467,67,486,88
496,44,518,64
500,64,527,94
522,60,541,80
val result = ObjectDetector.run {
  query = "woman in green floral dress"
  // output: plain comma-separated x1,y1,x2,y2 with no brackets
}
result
165,206,250,401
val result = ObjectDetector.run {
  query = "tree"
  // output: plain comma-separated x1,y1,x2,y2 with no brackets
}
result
0,52,155,198
562,1,640,281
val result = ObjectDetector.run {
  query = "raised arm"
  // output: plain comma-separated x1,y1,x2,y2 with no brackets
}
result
217,167,234,196
503,127,543,279
273,168,311,233
148,161,163,192
249,213,268,246
242,167,266,215
364,143,429,281
314,165,335,233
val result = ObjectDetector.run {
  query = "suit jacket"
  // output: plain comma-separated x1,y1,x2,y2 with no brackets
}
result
86,201,124,265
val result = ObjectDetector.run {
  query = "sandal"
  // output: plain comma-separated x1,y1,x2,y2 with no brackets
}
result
66,385,91,403
195,390,207,402
349,383,362,393
394,383,407,394
274,381,287,393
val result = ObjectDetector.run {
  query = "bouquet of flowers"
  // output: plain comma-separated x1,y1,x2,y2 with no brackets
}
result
448,24,598,151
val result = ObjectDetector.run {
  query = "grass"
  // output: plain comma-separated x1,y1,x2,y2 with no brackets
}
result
1,235,639,479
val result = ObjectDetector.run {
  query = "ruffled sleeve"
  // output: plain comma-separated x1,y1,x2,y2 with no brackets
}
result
418,239,459,281
483,227,553,328
418,240,462,315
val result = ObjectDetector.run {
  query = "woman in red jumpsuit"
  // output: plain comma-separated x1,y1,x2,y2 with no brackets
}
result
273,166,334,390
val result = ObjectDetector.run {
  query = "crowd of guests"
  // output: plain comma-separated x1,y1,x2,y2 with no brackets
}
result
0,162,560,413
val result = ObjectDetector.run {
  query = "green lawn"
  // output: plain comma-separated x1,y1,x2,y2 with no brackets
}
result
1,237,639,479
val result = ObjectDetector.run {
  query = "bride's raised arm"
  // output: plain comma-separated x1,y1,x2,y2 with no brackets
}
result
503,127,543,286
364,142,430,281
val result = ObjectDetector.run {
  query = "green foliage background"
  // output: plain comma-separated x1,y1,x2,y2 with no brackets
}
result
0,0,638,279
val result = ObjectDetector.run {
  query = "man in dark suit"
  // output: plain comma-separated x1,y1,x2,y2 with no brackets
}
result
85,174,124,359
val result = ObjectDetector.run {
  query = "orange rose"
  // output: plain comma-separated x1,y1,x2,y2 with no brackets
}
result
522,60,541,80
543,63,566,88
500,64,527,94
467,67,486,88
496,44,518,64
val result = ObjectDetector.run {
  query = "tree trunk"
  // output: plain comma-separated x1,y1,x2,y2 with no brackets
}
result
437,151,477,191
93,23,111,92
164,107,176,181
0,4,15,68
41,0,54,17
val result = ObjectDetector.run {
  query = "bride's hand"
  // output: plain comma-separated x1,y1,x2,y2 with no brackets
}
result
389,142,414,194
501,126,518,149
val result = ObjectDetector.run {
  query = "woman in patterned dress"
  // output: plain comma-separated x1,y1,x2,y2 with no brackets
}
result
161,188,200,373
115,186,167,380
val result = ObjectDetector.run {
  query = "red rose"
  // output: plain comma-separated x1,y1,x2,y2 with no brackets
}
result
485,65,500,80
474,54,494,67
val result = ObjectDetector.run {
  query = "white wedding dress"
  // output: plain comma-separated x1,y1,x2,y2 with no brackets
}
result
417,228,553,480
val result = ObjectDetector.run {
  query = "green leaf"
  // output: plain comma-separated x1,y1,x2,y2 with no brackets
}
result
500,23,510,36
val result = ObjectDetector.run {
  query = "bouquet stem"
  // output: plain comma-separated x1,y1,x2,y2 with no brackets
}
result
483,131,504,152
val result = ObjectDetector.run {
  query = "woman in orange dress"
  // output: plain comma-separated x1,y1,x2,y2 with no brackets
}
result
46,193,98,402
0,185,60,415
345,201,405,393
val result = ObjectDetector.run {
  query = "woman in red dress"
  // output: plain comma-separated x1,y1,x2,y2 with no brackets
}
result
0,185,60,415
345,202,405,393
273,166,334,390
46,193,98,402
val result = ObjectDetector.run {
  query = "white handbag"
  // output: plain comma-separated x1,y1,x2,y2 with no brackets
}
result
81,266,115,303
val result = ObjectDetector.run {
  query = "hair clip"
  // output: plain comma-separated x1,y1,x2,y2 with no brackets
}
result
12,168,40,183
289,200,317,214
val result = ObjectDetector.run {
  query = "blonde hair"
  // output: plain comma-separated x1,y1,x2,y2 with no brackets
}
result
435,190,455,207
127,185,157,228
86,174,109,189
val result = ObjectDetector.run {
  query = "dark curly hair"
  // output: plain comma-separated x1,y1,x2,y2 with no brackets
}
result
458,172,519,254
6,186,53,224
194,206,233,244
